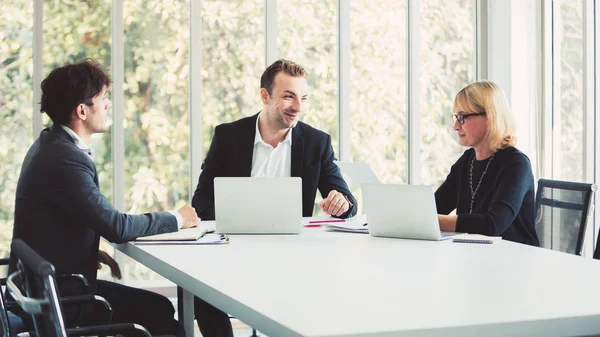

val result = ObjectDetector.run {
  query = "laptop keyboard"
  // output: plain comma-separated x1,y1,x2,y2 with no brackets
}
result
440,231,458,239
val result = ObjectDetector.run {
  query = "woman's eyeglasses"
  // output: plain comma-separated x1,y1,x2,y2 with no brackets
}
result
452,112,486,125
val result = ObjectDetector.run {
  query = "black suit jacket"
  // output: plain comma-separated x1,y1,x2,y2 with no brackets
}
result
9,125,177,292
192,113,357,220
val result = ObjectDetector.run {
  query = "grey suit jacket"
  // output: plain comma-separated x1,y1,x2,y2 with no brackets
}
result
9,125,177,292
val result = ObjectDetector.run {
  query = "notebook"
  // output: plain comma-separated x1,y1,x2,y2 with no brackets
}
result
452,234,501,244
316,215,369,234
136,227,207,242
199,220,216,233
214,177,303,234
136,233,229,245
362,183,463,241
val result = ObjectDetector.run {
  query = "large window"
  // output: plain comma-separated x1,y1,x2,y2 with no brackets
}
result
121,0,190,280
0,0,33,257
350,1,408,184
553,0,584,182
4,0,484,280
420,0,475,188
547,0,596,255
278,0,339,151
201,0,265,154
43,0,113,198
123,0,189,214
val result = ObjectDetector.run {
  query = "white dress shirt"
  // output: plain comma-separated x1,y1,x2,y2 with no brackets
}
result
61,125,94,158
251,114,292,177
60,125,182,228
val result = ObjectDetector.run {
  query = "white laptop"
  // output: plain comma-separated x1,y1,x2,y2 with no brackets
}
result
214,177,303,234
362,183,463,241
334,161,380,185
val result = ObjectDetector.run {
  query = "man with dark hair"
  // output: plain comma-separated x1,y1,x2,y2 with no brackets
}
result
10,59,198,336
191,59,357,336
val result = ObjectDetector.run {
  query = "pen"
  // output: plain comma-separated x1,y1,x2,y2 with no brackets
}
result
308,219,346,224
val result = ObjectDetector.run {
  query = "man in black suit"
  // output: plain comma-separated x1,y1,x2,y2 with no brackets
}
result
10,59,198,336
191,59,357,337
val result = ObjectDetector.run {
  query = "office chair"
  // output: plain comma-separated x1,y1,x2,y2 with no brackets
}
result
535,179,597,255
0,253,100,337
6,239,157,337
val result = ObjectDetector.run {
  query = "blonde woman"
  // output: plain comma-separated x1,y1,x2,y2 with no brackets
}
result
435,81,539,246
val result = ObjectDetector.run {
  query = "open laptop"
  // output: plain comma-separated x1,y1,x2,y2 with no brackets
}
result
214,177,303,234
362,183,463,241
334,161,380,185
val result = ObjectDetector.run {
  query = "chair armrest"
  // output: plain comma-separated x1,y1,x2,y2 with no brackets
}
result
18,323,153,337
56,273,90,294
2,272,89,289
7,294,114,327
7,294,111,311
61,294,113,325
68,323,152,337
60,294,110,308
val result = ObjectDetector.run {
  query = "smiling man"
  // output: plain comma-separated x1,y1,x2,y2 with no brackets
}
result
191,59,357,336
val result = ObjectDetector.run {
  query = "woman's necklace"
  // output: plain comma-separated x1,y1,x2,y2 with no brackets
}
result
469,151,496,214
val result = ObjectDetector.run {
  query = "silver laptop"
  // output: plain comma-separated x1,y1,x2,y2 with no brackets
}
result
362,183,462,241
214,177,303,234
334,161,380,185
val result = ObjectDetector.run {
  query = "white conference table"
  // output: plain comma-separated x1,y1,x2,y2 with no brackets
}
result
114,227,600,337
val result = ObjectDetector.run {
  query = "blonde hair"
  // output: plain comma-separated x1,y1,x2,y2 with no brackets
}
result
454,80,516,150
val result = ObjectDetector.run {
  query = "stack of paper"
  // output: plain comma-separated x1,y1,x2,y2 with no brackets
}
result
318,215,369,234
323,223,368,234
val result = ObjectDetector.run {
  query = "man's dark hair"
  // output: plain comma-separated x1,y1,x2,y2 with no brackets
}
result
40,59,112,125
260,59,307,95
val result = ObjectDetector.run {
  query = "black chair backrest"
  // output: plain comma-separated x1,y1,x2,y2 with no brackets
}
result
595,230,600,260
535,179,597,255
6,239,67,337
0,257,28,337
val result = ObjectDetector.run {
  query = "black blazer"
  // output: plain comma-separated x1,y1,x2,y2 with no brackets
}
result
9,125,177,292
192,113,357,220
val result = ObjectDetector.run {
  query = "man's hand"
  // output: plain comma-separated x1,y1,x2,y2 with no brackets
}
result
98,250,122,279
438,214,457,232
318,190,350,217
178,205,199,229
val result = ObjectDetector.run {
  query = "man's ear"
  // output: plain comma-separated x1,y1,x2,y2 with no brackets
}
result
74,104,87,121
260,88,270,105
